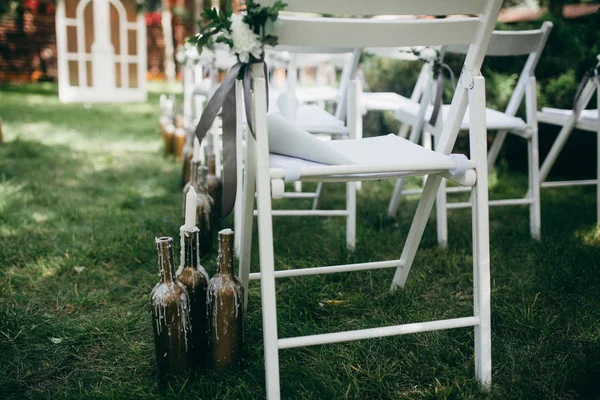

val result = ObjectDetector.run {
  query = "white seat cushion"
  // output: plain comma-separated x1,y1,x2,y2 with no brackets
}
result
393,96,527,132
295,86,340,103
361,92,412,111
270,134,461,180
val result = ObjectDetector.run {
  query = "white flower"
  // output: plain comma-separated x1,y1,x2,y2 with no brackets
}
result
198,48,215,66
175,46,187,64
228,13,263,63
419,47,439,63
185,44,201,61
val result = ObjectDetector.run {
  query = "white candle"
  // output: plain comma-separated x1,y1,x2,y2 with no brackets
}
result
184,186,197,230
192,136,201,162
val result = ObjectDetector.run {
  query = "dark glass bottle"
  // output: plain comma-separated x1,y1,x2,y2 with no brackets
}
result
196,166,214,256
176,228,210,368
206,154,223,229
180,145,193,189
207,229,243,370
150,237,191,383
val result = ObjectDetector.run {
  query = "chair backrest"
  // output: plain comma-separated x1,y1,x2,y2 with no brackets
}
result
445,21,553,117
260,0,504,155
274,46,361,123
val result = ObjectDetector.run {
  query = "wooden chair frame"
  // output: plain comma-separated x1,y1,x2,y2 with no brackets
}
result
537,57,600,221
385,22,553,245
236,1,503,397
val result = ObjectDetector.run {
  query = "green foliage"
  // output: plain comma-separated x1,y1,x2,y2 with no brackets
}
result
189,0,286,60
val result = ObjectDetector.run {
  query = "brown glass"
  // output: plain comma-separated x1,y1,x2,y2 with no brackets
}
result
196,166,215,256
176,228,210,368
150,237,191,383
206,154,223,230
208,230,243,369
180,148,193,188
161,126,174,157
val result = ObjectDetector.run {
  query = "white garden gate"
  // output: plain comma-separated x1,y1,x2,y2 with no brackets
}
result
55,0,147,103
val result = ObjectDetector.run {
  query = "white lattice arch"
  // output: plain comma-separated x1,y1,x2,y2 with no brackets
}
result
56,0,147,103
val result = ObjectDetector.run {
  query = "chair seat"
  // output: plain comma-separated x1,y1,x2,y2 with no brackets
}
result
538,107,599,132
361,92,410,111
268,103,349,136
295,86,340,103
270,134,465,181
393,96,527,132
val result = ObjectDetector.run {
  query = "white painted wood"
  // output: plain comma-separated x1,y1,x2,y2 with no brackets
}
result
447,198,533,209
255,210,349,217
239,1,503,396
389,22,552,241
469,76,492,389
249,260,402,280
234,81,245,259
275,17,481,49
436,178,448,248
542,179,598,188
251,63,281,400
536,57,600,224
262,0,488,16
539,79,597,182
56,0,147,103
278,317,480,349
447,23,552,56
526,77,541,239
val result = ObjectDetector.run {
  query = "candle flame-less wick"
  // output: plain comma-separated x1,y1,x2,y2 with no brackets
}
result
184,186,197,230
192,137,201,163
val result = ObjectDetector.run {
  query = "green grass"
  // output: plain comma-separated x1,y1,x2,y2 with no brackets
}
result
1,83,599,399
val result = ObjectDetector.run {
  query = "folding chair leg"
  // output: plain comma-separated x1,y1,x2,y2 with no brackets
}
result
239,133,256,311
251,64,281,399
469,76,492,389
387,177,406,219
391,174,443,290
234,82,245,258
346,182,356,250
436,178,448,248
526,77,541,239
311,182,324,210
487,131,507,168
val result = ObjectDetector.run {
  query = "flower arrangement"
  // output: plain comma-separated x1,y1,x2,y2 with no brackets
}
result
407,47,444,79
176,41,215,66
189,0,287,66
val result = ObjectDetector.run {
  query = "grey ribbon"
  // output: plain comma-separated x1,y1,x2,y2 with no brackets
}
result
429,63,456,126
194,58,269,220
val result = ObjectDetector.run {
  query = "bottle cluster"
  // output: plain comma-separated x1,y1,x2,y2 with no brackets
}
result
150,229,243,384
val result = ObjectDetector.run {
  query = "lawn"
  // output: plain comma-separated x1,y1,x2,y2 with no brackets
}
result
0,83,599,399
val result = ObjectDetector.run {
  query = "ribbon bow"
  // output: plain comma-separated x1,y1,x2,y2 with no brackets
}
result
573,65,599,112
429,63,456,126
194,58,269,221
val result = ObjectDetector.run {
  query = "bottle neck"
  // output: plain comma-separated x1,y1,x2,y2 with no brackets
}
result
189,160,201,187
183,229,200,268
156,237,176,283
196,166,209,194
218,230,235,276
208,155,216,176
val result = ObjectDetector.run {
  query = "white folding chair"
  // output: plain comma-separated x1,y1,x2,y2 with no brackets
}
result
233,48,361,256
537,56,600,221
236,1,503,397
385,23,553,246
